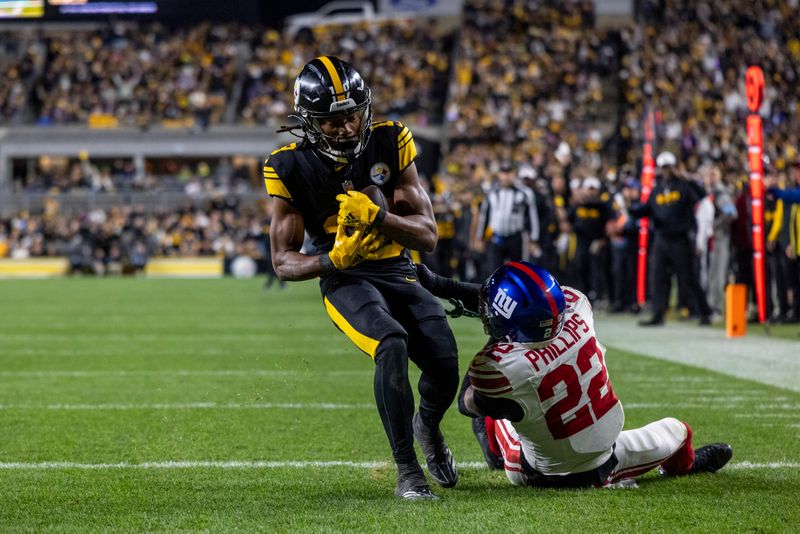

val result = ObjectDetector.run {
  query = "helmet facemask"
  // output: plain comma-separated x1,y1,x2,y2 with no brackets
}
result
298,91,372,162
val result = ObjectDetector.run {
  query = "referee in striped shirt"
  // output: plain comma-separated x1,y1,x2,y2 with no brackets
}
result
474,161,540,276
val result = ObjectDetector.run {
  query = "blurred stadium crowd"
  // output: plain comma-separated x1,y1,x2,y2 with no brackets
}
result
1,0,800,321
1,197,272,277
0,18,450,129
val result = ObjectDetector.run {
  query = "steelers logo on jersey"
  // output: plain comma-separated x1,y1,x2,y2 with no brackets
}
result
370,162,391,185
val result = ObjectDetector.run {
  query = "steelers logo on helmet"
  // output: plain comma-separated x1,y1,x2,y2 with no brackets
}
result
293,77,301,108
370,162,391,185
292,56,373,161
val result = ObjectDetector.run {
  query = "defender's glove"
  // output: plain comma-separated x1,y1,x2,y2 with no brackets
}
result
326,225,367,270
336,190,385,230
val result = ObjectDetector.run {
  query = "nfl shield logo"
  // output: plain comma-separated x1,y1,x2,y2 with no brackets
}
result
370,163,391,185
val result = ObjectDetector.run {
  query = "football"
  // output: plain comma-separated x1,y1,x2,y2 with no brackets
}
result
360,185,390,214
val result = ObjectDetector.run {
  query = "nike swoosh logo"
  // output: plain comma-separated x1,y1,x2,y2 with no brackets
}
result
405,277,418,283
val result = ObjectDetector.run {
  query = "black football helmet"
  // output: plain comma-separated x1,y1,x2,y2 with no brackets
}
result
293,56,372,161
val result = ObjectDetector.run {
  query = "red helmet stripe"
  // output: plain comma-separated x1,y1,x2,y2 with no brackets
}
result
507,262,559,323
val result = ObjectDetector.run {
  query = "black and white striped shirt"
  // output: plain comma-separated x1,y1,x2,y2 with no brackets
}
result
476,184,540,241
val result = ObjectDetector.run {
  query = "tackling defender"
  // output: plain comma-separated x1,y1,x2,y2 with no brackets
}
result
417,261,733,487
264,56,459,499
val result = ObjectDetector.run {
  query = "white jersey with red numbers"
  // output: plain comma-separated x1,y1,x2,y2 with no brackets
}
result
468,287,624,476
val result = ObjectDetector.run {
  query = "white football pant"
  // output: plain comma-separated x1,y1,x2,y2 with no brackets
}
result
493,417,693,486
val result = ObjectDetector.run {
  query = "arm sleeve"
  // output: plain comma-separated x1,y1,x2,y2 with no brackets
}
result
457,369,524,421
415,263,481,313
457,371,475,416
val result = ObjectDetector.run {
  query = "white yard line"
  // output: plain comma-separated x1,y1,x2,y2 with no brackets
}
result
659,389,777,396
618,377,719,383
0,370,372,378
597,314,800,393
0,402,373,410
620,400,794,409
0,460,795,470
735,413,800,418
0,400,789,411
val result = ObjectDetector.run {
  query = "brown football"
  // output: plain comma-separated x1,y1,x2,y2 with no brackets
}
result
360,185,390,213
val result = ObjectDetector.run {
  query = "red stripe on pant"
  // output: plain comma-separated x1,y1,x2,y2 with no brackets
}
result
484,417,502,458
609,422,695,482
494,419,523,471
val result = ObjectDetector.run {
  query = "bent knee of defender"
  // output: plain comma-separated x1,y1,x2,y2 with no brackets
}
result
656,417,689,446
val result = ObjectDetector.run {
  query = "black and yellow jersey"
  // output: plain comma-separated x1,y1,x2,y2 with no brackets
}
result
764,196,782,245
264,120,416,256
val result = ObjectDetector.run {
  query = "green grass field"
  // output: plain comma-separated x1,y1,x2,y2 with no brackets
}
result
1,278,799,532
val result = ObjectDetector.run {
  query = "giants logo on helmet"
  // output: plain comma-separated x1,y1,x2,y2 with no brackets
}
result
492,288,518,319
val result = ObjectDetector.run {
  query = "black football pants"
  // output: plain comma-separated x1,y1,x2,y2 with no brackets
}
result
322,265,459,465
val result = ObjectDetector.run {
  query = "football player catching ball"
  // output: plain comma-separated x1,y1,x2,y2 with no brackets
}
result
265,56,459,500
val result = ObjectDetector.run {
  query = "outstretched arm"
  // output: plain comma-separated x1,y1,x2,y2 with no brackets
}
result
415,263,481,315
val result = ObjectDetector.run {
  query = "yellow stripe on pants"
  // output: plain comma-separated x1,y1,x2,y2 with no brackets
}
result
323,296,380,358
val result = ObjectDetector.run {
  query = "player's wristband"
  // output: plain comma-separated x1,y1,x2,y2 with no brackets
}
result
372,207,386,228
320,253,337,272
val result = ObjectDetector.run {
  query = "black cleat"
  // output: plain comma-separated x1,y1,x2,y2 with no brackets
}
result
691,443,733,474
472,417,504,470
394,462,438,500
413,413,458,488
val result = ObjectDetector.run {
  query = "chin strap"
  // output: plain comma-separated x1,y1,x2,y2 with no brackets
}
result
446,298,480,319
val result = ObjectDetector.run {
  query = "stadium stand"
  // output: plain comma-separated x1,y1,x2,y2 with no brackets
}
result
444,0,615,167
240,19,453,127
30,22,244,128
0,0,798,322
623,0,800,174
0,199,271,275
0,32,44,124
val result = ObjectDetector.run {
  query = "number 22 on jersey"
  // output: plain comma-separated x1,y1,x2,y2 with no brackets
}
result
534,337,619,440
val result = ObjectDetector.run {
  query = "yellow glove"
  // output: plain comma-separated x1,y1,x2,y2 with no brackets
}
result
354,228,388,263
327,225,367,270
336,191,383,230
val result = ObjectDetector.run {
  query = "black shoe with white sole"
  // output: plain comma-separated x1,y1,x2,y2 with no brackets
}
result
691,443,733,474
394,461,437,500
412,413,459,488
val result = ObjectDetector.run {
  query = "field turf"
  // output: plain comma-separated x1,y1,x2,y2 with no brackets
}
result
1,278,798,532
